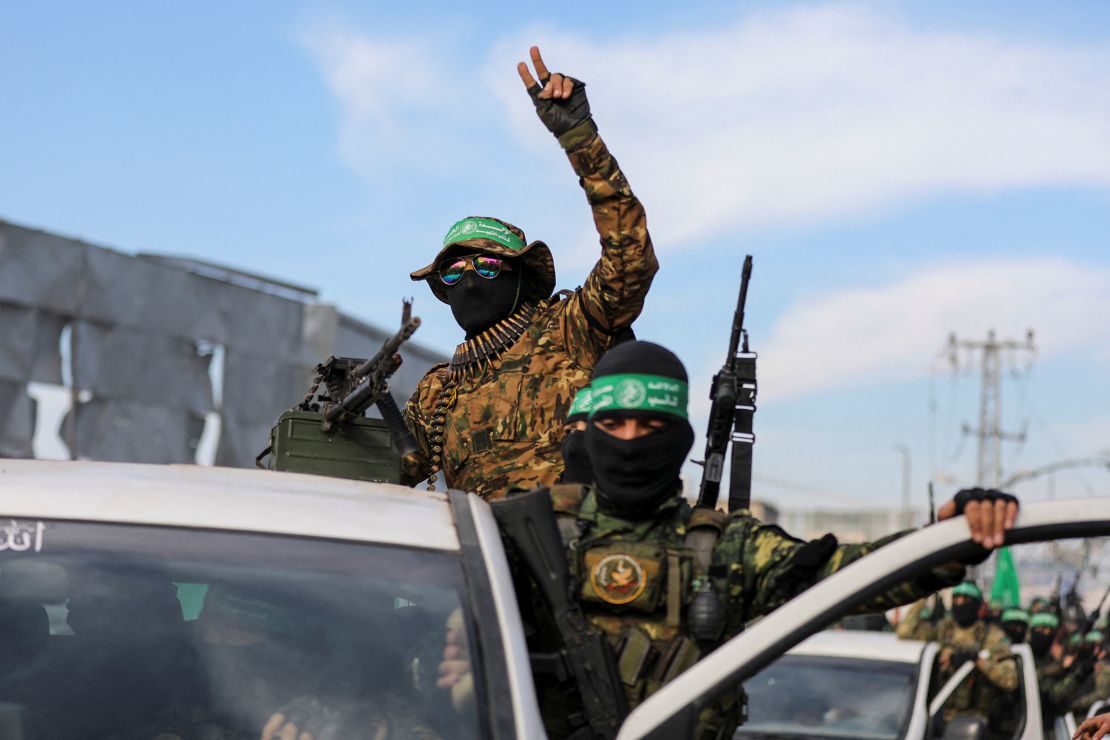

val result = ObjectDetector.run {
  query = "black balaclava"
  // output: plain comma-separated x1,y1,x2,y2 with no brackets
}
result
560,432,591,485
446,259,523,337
584,341,695,518
1002,621,1027,645
1029,629,1053,657
952,597,981,628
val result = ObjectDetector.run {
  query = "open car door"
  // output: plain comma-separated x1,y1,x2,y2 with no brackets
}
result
618,499,1110,740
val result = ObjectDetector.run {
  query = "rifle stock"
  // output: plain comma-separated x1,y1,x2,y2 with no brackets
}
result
492,488,627,739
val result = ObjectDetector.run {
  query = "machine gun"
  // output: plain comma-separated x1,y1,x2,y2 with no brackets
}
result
696,255,757,514
259,300,422,483
1083,581,1110,634
492,487,627,739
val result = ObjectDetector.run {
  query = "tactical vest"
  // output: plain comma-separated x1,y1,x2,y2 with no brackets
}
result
549,484,738,737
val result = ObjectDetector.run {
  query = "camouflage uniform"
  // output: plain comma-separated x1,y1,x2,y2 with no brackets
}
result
1037,653,1093,727
1072,658,1110,715
896,599,942,641
549,485,964,737
898,609,1018,727
403,122,657,498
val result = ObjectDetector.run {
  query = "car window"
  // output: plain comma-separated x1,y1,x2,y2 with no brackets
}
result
0,519,483,740
738,654,917,739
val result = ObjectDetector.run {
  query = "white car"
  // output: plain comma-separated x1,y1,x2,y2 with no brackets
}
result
1,460,1108,740
738,631,941,739
737,630,1054,740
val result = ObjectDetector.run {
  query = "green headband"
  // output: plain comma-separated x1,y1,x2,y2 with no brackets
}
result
567,386,594,419
588,373,689,420
443,217,526,252
1086,630,1104,643
952,582,983,599
1001,608,1029,624
1030,613,1059,629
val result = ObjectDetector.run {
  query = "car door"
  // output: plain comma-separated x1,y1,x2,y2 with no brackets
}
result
617,499,1110,740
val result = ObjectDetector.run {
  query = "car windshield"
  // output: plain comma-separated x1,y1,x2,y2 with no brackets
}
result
0,518,483,740
737,653,917,740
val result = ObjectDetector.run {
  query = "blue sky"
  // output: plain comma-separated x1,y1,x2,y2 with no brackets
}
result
3,1,1109,511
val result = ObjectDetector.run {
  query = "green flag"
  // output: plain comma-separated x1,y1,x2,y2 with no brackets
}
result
991,547,1021,609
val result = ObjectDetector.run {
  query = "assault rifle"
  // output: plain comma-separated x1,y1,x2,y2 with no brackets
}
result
259,299,421,482
312,300,421,457
1051,573,1063,616
1083,581,1110,633
492,488,627,739
696,256,757,513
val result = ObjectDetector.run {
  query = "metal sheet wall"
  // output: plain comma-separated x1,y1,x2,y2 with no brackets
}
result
0,220,445,466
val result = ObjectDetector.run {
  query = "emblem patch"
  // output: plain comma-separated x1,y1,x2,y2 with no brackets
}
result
615,378,647,409
591,553,647,605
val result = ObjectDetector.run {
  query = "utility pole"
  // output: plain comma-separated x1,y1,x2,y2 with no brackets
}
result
946,329,1036,487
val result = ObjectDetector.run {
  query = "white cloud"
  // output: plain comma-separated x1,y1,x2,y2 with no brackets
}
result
299,24,440,176
758,257,1110,400
304,7,1110,247
484,6,1110,247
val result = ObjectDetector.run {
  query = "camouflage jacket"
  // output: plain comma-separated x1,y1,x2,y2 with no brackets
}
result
903,615,1018,720
895,599,943,642
1035,652,1091,721
1071,658,1110,714
552,486,964,720
402,123,657,498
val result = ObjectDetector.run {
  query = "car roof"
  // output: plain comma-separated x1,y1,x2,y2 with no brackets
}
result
0,460,459,551
787,629,928,664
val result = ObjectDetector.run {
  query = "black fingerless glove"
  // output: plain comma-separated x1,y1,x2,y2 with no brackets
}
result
528,76,592,137
952,487,1018,514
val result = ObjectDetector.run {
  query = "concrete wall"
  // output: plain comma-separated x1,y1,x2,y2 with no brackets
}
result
0,219,446,466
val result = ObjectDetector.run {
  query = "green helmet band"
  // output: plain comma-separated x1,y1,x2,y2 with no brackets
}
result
952,582,983,600
1030,613,1059,629
588,373,689,420
567,386,594,419
442,217,526,252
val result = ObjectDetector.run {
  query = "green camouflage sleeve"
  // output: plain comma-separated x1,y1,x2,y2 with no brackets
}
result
977,625,1019,691
1072,662,1110,712
1039,660,1088,710
714,515,965,633
558,121,658,359
896,599,939,642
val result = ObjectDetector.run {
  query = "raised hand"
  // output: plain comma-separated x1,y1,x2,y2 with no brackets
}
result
516,45,592,138
937,488,1019,549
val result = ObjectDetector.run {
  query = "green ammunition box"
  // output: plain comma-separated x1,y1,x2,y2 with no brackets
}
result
268,410,401,484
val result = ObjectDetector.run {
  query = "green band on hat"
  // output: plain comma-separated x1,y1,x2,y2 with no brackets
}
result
1001,608,1029,624
1030,613,1059,629
952,582,983,599
1086,630,1104,643
443,217,526,252
588,373,689,420
568,386,594,419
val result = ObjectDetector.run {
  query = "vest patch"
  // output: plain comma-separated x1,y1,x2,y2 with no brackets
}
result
591,553,648,605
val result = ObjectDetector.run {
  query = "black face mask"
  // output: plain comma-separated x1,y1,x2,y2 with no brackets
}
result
560,430,592,485
1002,623,1027,644
585,417,694,518
952,600,980,628
446,268,521,337
1029,631,1053,657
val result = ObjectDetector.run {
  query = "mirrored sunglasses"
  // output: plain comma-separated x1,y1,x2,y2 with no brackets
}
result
438,254,508,285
